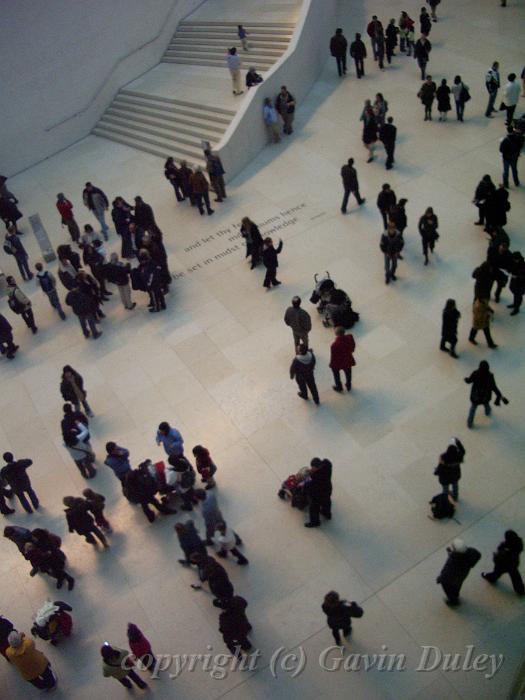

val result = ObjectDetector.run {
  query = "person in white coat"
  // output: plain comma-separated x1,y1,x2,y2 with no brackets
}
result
213,521,248,565
502,73,520,126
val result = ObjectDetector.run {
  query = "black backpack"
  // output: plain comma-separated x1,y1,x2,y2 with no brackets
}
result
430,493,455,519
8,294,25,314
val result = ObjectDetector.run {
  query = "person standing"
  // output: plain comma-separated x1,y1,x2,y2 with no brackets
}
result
60,366,93,416
418,75,437,120
436,78,451,121
379,117,397,169
418,207,439,265
6,276,37,334
237,25,248,51
437,539,481,606
4,225,32,280
82,182,109,240
275,86,296,135
502,73,520,126
0,313,19,360
485,61,500,117
189,167,214,216
226,47,243,96
373,93,388,128
414,34,432,79
366,15,383,61
329,326,356,392
175,521,207,565
213,521,248,565
500,127,523,189
101,643,148,689
63,422,97,479
192,445,218,490
240,216,263,268
440,299,460,357
6,631,57,691
104,442,132,482
330,28,348,77
127,623,157,673
508,251,525,315
465,360,508,428
375,28,386,70
420,6,432,35
482,530,524,596
263,97,281,143
83,489,112,532
473,175,496,226
262,237,283,289
290,344,320,405
63,496,108,547
380,221,403,284
469,297,497,348
1,453,39,514
123,464,174,523
385,19,398,64
56,193,80,243
195,489,224,543
360,100,378,162
164,157,185,201
133,196,156,232
304,458,333,528
398,11,414,52
284,296,312,348
204,149,227,202
340,157,365,211
156,422,184,457
111,197,135,259
434,438,465,502
451,75,469,121
349,33,367,78
322,592,363,645
377,183,397,228
138,250,166,313
65,283,102,339
35,262,66,320
427,0,440,21
104,252,135,310
219,596,253,656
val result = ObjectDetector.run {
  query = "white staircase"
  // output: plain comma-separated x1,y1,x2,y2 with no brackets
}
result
163,20,294,70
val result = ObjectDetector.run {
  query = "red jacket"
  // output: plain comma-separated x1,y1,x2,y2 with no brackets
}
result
329,335,356,370
129,631,152,659
56,199,74,221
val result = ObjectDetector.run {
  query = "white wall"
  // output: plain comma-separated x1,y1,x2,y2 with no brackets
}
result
0,0,203,176
215,0,338,181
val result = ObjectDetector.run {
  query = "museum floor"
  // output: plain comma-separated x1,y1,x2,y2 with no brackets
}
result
1,0,524,698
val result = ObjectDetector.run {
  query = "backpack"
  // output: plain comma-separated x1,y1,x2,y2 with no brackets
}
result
430,493,455,519
3,243,13,255
8,294,25,314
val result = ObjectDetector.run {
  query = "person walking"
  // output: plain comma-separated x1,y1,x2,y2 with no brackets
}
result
508,251,525,315
465,360,508,428
418,207,439,265
380,220,403,284
398,11,414,52
473,175,496,226
262,237,283,289
24,539,75,590
63,421,97,479
322,591,363,645
192,445,218,490
414,35,432,79
175,520,207,565
4,226,32,280
213,521,249,565
340,158,365,211
485,61,500,117
1,453,39,514
6,276,37,334
434,437,465,502
482,530,524,596
127,623,157,673
82,182,109,239
487,240,513,302
164,157,185,202
0,313,19,360
204,149,227,202
379,117,397,169
500,127,523,189
60,366,93,416
63,496,109,547
420,6,432,35
377,183,397,228
440,299,460,357
219,596,253,656
502,73,520,126
375,27,386,70
156,422,184,457
385,19,398,64
437,539,481,606
290,344,320,405
360,100,378,162
366,15,383,61
190,553,235,608
349,33,367,78
240,216,263,268
226,47,243,96
189,167,214,215
330,28,348,76
284,296,312,348
83,489,112,532
104,442,132,483
373,93,388,128
275,86,296,135
436,78,451,120
469,297,497,348
104,252,135,310
237,24,248,51
56,193,80,243
35,262,66,320
263,97,281,143
195,489,224,544
65,283,102,339
101,643,148,689
418,75,437,120
451,75,470,121
304,458,333,528
6,631,57,691
329,326,356,392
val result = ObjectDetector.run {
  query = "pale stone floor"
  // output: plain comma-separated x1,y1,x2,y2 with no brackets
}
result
1,0,524,698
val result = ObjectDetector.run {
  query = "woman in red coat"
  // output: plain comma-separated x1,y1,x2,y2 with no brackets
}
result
329,326,356,392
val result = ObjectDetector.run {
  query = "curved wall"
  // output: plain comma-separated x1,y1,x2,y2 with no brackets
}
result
0,0,203,176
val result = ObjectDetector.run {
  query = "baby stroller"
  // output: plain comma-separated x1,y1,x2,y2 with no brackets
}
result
31,600,73,646
278,467,311,510
310,272,359,329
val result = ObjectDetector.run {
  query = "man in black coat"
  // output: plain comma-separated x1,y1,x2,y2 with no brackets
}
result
509,252,525,315
190,553,235,607
414,35,431,79
437,538,481,605
123,464,175,523
138,252,166,312
65,285,102,339
482,530,524,595
305,458,333,527
1,452,39,514
379,117,397,170
218,596,252,655
0,313,19,360
290,345,320,405
500,128,523,189
340,158,365,212
377,183,397,228
63,496,108,547
262,237,283,289
330,28,348,77
487,241,513,302
349,33,367,78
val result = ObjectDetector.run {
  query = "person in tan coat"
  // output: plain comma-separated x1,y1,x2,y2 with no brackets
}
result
6,631,57,690
189,168,214,216
469,297,498,348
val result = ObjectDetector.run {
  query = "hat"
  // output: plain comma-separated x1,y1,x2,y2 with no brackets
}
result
452,538,467,553
8,631,22,648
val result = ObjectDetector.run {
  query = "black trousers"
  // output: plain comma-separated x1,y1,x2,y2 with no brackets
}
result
223,632,252,655
148,288,166,311
341,187,364,211
21,308,37,331
469,327,495,346
484,565,525,595
353,57,364,78
511,291,523,311
263,267,280,288
504,104,516,126
29,663,56,689
82,525,107,546
384,142,395,168
335,55,347,76
379,209,389,229
330,624,350,645
309,495,332,525
332,367,352,390
118,669,147,689
170,181,185,202
440,580,461,604
296,375,319,403
141,496,171,522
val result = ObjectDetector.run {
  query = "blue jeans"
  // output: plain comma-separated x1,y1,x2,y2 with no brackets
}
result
455,100,464,121
15,255,32,281
503,158,519,186
46,290,66,319
467,402,491,427
384,254,397,281
78,313,100,338
93,209,109,239
442,481,459,500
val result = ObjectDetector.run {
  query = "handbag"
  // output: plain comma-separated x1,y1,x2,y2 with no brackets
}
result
460,86,471,103
499,102,507,111
3,243,13,255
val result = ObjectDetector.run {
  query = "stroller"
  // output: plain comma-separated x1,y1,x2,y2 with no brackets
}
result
31,600,73,646
310,272,359,329
278,467,311,510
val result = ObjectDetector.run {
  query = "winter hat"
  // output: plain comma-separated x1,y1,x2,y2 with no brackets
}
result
8,631,22,648
452,538,467,553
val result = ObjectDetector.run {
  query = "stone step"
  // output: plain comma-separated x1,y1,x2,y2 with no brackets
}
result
164,48,275,63
109,101,227,133
119,89,236,117
177,26,293,38
168,42,284,57
92,123,205,161
104,109,223,142
170,36,289,49
92,128,205,167
181,20,295,28
162,56,272,70
97,115,211,151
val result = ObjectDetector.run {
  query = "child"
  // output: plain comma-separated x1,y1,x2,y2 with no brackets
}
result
127,623,156,673
82,489,112,532
192,445,217,489
214,521,248,565
238,24,248,51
